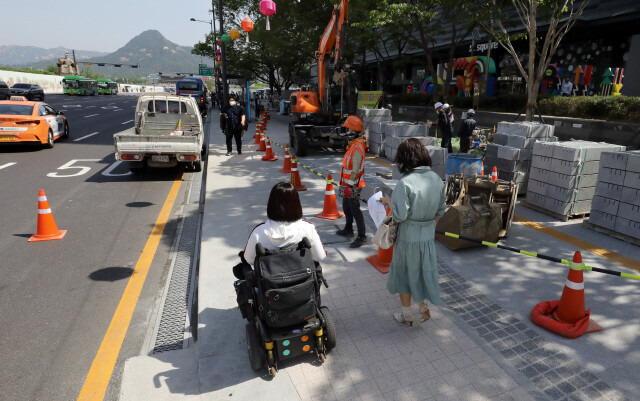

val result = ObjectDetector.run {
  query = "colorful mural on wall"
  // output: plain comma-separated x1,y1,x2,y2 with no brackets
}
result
451,56,496,97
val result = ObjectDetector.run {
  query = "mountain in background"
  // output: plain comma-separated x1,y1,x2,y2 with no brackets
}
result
6,30,209,79
0,46,107,66
84,30,208,78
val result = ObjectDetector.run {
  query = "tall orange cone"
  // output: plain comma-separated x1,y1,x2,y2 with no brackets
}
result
262,137,278,161
280,145,292,173
491,166,498,182
315,174,344,220
366,207,393,274
480,161,485,176
530,251,602,338
29,189,67,242
290,157,307,191
254,126,262,144
258,134,266,151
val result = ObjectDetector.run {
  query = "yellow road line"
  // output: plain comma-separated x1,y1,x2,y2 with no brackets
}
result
77,170,184,401
513,215,640,272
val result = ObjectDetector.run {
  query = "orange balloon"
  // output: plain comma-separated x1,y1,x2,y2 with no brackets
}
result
229,29,240,40
241,18,254,33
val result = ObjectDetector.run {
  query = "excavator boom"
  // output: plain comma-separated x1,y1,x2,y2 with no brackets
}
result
316,0,348,105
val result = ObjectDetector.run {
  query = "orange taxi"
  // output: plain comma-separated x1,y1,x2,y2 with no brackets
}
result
0,96,69,148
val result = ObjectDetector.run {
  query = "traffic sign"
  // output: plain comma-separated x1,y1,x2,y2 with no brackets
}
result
199,68,215,76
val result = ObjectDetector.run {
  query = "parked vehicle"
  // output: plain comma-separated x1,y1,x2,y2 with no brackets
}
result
10,83,45,101
0,97,68,148
62,75,97,96
175,77,208,115
114,95,204,173
0,81,9,100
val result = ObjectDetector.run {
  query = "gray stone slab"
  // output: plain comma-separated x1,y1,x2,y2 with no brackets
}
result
357,108,392,119
621,186,640,207
618,202,640,224
546,184,595,203
598,167,627,186
498,145,522,161
600,151,630,170
623,170,640,190
533,142,556,158
499,170,527,183
551,159,600,176
385,122,429,137
494,133,509,146
426,146,447,167
486,144,500,157
547,172,598,189
496,158,529,173
626,151,640,173
529,167,550,183
588,210,617,231
526,191,546,207
544,198,592,216
531,155,553,170
591,195,620,216
551,141,625,162
594,181,624,201
528,179,546,195
615,216,640,239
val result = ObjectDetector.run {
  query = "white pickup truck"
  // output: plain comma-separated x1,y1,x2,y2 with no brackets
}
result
114,95,205,173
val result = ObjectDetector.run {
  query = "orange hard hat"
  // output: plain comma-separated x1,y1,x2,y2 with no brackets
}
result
342,115,363,132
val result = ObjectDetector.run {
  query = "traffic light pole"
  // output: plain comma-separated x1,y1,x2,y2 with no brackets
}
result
217,0,228,106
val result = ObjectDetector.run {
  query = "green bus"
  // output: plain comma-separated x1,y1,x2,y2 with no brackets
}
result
62,75,97,96
96,78,118,95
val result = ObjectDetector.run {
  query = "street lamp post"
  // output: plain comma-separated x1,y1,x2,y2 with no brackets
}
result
218,0,228,105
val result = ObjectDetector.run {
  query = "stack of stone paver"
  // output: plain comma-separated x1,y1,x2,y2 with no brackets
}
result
588,150,640,240
357,108,392,156
484,122,556,194
427,145,447,180
384,122,435,161
525,140,625,218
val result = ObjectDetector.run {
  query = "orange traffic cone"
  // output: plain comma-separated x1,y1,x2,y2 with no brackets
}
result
491,166,498,182
280,145,292,173
258,134,266,151
290,157,307,191
530,251,602,338
480,161,485,176
29,189,67,242
262,137,278,161
254,126,262,144
366,207,393,274
315,174,344,220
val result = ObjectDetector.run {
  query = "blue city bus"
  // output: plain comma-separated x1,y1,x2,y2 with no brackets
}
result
175,78,208,115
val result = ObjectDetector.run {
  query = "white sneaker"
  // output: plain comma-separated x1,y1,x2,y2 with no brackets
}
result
393,312,414,327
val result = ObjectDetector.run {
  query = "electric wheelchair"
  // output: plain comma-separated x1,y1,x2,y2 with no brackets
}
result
234,238,336,377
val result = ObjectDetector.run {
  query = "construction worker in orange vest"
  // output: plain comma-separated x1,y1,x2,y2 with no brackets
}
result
336,115,368,248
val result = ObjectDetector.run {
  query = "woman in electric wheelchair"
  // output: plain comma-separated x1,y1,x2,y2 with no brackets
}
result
233,182,336,377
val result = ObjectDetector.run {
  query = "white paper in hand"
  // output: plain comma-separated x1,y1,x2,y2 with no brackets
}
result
368,191,387,228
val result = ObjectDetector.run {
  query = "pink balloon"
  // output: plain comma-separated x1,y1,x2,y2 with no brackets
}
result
260,0,276,16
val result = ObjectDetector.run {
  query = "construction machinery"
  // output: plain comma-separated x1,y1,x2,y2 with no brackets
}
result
288,0,356,156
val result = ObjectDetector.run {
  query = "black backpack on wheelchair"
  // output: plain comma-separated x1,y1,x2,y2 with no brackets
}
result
233,237,336,377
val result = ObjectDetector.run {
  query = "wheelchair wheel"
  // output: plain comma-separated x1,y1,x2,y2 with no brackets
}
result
320,306,337,352
246,323,265,371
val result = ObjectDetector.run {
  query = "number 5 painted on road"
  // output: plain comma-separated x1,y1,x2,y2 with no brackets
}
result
47,159,100,178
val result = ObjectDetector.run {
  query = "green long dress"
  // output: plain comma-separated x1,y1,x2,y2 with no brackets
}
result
386,166,446,304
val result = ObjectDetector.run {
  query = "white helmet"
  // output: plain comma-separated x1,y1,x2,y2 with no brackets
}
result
434,102,443,110
443,103,450,110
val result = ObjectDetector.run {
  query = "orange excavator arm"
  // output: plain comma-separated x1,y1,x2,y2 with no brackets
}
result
316,0,349,104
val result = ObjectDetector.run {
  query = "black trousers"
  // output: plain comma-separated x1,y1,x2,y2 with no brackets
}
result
226,130,242,153
441,133,453,153
342,196,366,237
459,136,471,153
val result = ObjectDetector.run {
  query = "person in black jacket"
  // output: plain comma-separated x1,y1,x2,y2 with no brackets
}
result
427,102,452,153
458,109,476,153
220,95,246,156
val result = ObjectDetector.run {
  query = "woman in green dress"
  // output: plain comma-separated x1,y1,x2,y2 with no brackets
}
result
380,138,446,326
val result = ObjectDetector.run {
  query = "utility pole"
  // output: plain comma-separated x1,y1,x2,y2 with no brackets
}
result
217,0,228,105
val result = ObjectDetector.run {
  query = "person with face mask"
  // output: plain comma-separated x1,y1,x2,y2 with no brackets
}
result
220,95,247,156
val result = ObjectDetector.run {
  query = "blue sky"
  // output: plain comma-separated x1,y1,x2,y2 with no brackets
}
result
1,0,218,52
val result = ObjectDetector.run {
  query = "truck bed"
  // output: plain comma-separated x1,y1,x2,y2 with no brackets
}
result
114,133,201,156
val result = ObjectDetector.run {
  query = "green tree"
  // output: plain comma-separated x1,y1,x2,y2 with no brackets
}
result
478,0,589,121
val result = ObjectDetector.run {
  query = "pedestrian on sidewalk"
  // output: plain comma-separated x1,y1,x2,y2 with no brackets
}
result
379,139,446,327
427,102,452,153
458,109,476,153
220,94,246,156
336,116,368,248
561,76,573,97
242,182,326,267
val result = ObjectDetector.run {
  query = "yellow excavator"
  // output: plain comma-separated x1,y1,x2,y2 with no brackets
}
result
288,0,356,156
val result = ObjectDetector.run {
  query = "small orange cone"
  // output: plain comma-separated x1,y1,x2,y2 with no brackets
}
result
258,134,266,151
491,166,498,182
366,207,393,274
280,145,292,173
29,189,67,242
290,157,307,191
480,161,485,176
315,174,344,220
530,251,602,338
262,137,278,161
254,126,262,144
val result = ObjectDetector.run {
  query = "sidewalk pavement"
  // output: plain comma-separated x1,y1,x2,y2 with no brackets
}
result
120,116,631,401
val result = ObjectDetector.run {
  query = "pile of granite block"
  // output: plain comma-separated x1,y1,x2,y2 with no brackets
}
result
391,146,447,181
588,150,640,240
383,122,434,161
356,108,392,156
525,140,625,218
484,121,556,194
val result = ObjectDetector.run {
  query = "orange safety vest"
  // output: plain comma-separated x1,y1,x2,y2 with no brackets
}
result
340,137,366,188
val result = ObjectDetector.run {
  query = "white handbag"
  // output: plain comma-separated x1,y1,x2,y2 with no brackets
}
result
372,215,398,249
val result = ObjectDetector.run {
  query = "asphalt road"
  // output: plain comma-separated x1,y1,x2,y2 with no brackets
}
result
0,94,200,401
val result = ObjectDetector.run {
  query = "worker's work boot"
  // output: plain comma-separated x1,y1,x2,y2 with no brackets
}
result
349,236,368,248
336,228,354,237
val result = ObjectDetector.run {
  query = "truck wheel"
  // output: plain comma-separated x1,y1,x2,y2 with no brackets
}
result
192,160,202,172
294,129,309,157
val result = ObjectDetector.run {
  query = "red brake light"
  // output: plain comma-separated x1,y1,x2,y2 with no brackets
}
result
121,154,142,161
15,120,40,126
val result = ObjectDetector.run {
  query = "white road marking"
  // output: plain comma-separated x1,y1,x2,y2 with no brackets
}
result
121,119,134,125
0,162,16,170
101,160,132,177
47,159,100,178
84,114,99,118
73,132,99,142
